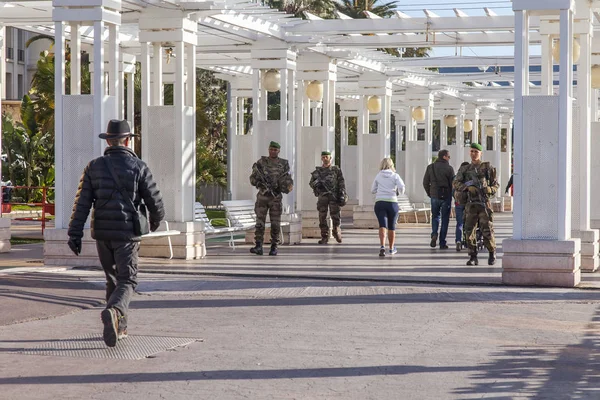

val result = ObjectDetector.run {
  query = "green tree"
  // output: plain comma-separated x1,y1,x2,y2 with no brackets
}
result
266,0,336,18
1,96,54,201
335,0,397,18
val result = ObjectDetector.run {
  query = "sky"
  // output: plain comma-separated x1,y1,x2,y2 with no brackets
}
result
394,0,529,58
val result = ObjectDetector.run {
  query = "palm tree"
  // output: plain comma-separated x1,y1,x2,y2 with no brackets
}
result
267,0,336,18
335,0,398,18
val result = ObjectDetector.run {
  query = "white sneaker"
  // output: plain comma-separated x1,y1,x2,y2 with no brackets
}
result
389,247,398,255
379,246,386,257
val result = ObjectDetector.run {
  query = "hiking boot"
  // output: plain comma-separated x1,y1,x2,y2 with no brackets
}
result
250,241,263,255
269,245,278,256
318,236,329,245
488,251,496,265
101,308,120,347
379,246,386,257
466,254,479,266
430,233,438,248
332,229,342,243
456,241,462,252
440,244,449,250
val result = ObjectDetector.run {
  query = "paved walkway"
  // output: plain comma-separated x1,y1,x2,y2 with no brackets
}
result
1,213,600,399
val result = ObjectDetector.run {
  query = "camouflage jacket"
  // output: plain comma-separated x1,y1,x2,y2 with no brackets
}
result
453,161,499,206
250,156,294,197
309,165,346,198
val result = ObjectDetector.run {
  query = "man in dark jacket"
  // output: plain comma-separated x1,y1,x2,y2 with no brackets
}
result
423,149,455,249
67,120,164,347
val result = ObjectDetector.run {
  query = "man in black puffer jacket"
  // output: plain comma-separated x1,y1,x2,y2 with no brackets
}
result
68,120,164,347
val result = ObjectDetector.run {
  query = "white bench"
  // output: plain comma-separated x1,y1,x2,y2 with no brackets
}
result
221,199,289,244
397,194,431,224
193,202,248,250
141,220,180,259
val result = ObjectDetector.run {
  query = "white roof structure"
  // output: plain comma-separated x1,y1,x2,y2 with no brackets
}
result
2,0,581,114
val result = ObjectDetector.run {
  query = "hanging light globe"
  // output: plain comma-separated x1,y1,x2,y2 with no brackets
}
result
444,115,458,128
485,125,496,137
412,106,426,122
262,69,281,92
592,65,600,89
367,95,382,113
552,38,580,64
463,119,473,132
306,80,323,101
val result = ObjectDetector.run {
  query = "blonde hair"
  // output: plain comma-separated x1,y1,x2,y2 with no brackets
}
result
379,157,396,172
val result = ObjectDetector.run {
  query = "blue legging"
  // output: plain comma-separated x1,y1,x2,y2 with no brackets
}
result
374,201,400,230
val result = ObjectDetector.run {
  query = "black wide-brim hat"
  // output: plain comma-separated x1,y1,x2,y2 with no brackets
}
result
98,119,138,139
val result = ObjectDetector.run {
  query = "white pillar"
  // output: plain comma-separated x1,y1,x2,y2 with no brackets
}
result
503,1,581,287
571,7,598,271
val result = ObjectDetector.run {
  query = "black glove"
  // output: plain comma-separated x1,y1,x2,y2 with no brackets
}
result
150,220,161,232
67,237,81,256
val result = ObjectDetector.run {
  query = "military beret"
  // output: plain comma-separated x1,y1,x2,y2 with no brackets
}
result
269,141,281,149
470,143,483,151
321,151,331,156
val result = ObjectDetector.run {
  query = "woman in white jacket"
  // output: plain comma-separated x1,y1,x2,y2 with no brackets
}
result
371,158,406,257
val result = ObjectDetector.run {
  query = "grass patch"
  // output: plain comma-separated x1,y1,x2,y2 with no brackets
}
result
11,205,42,211
205,209,228,227
11,237,44,245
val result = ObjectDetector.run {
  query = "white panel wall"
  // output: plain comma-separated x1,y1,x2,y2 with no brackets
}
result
233,134,255,201
60,95,95,229
404,141,428,203
342,145,358,201
298,126,327,211
360,135,386,206
590,121,600,227
521,96,560,240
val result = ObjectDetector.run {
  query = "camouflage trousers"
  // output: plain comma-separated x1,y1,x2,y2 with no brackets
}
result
317,194,341,237
464,203,495,254
254,193,283,244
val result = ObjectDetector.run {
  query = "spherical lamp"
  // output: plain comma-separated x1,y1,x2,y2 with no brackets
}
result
552,38,581,64
444,115,458,128
485,125,496,137
412,106,426,122
463,119,473,132
592,65,600,89
367,95,382,114
262,69,281,92
306,80,323,101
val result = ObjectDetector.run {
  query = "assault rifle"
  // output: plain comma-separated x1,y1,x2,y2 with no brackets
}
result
253,164,278,197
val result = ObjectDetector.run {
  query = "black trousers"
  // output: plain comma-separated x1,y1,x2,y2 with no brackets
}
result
96,240,140,330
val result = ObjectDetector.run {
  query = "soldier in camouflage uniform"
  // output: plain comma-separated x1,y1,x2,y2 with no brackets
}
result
309,151,347,244
453,143,499,266
249,141,294,256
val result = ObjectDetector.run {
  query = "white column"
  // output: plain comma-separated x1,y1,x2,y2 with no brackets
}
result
541,33,553,95
70,23,81,95
140,42,150,160
440,115,447,150
55,21,66,228
152,43,162,106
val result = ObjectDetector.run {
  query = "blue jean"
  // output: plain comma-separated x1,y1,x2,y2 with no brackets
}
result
455,205,465,243
431,197,452,246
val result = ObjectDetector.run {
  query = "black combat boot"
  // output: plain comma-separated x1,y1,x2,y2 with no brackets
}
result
269,244,278,256
488,251,496,265
250,241,263,255
466,253,479,266
318,234,329,244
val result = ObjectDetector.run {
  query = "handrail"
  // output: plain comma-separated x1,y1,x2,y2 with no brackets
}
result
1,185,56,233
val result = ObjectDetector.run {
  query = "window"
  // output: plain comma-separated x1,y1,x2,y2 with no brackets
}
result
5,27,14,60
17,74,23,99
5,73,13,99
17,29,24,62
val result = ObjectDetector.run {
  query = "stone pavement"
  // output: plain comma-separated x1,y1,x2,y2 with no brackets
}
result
1,213,600,399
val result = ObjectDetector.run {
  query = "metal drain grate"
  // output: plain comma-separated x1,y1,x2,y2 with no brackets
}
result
16,334,202,360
